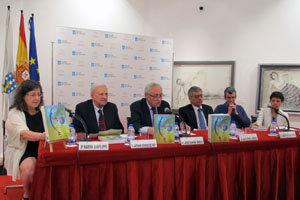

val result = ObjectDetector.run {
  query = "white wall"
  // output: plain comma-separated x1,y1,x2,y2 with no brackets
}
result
1,0,300,128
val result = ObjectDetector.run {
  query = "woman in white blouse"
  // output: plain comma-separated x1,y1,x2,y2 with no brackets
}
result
253,91,289,128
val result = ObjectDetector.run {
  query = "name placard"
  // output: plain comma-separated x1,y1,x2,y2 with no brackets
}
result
239,134,258,141
279,131,296,138
130,139,157,149
180,137,204,145
78,141,109,150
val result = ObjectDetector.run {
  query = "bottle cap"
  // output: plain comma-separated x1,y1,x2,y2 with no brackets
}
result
129,124,133,127
69,124,74,127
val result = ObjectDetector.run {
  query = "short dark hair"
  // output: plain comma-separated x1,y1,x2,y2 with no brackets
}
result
11,80,44,111
188,86,202,97
270,91,284,102
224,87,236,97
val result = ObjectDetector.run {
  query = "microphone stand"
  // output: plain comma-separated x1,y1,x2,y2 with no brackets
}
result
67,111,91,141
275,111,290,131
176,114,189,137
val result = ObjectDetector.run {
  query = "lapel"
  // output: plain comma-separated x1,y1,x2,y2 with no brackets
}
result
88,100,100,131
188,104,198,126
142,98,153,126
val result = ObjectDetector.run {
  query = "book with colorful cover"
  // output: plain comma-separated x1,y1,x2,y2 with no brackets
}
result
41,105,71,142
154,114,175,144
208,114,230,142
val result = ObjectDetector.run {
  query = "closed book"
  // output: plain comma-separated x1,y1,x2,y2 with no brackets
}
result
41,105,71,142
208,114,230,142
154,114,175,144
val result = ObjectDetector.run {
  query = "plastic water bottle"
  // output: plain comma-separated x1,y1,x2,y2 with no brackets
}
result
230,121,237,137
174,122,180,138
269,119,277,135
127,124,135,142
67,124,76,145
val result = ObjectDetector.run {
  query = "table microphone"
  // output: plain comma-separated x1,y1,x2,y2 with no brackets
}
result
65,107,91,141
163,108,189,137
267,105,279,113
267,105,290,131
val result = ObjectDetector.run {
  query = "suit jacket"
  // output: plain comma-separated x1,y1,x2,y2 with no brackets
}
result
179,104,213,130
130,98,171,133
73,99,124,133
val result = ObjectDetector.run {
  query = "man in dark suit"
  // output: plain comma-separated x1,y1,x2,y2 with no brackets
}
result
179,86,213,130
73,84,123,135
130,83,190,135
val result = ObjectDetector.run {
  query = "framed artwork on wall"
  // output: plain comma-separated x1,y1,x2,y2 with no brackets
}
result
172,61,235,110
257,64,300,113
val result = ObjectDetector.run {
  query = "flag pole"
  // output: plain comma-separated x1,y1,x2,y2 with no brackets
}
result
51,41,54,105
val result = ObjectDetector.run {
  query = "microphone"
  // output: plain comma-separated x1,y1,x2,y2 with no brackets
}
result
267,105,279,113
163,107,189,137
266,105,290,131
65,107,90,141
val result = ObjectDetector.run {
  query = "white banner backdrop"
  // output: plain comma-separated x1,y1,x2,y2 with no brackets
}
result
54,27,173,130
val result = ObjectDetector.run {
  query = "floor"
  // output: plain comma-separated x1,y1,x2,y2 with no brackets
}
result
0,175,23,200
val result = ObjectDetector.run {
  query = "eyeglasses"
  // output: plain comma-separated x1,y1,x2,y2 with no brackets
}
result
26,93,43,97
192,95,202,98
148,93,163,99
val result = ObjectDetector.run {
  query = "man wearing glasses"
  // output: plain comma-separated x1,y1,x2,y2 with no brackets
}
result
130,82,174,135
179,86,213,131
214,86,250,128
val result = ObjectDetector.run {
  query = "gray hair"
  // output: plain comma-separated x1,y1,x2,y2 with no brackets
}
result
188,86,202,97
224,86,236,96
90,84,107,95
144,82,162,94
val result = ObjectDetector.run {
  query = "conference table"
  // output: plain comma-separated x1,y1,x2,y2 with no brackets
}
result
31,129,300,200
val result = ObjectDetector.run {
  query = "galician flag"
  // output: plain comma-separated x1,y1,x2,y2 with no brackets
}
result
15,10,29,85
2,6,16,121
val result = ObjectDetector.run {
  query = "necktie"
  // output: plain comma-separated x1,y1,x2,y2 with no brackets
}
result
198,108,207,130
98,109,106,131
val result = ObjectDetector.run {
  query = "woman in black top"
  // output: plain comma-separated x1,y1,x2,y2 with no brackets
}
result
5,80,46,200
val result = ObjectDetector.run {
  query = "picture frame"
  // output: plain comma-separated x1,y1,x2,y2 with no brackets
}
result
257,64,300,113
172,61,235,110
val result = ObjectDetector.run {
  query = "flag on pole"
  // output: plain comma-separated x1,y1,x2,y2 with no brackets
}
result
15,10,29,85
29,14,40,82
2,6,16,121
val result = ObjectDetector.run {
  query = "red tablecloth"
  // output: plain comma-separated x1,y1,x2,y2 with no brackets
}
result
31,130,300,200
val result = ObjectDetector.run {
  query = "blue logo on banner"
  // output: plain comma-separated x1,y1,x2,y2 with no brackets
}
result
105,34,109,38
122,45,126,50
134,56,137,60
58,102,62,105
104,53,108,58
91,82,94,86
162,40,165,44
72,92,75,96
57,60,61,65
91,42,95,47
72,51,76,56
72,30,76,35
121,103,125,107
121,84,124,88
121,64,125,69
58,81,62,86
58,39,61,44
72,72,76,76
150,48,153,52
91,62,95,67
149,66,153,70
135,37,138,41
133,93,137,97
161,76,164,80
104,73,108,78
133,75,137,79
161,58,165,62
